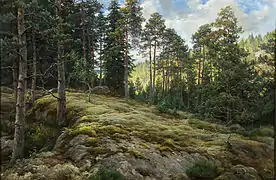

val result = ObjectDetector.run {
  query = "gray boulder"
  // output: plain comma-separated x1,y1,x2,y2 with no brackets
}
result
216,165,262,180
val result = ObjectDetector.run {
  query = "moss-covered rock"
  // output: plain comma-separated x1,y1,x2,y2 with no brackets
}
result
215,165,262,180
2,91,273,180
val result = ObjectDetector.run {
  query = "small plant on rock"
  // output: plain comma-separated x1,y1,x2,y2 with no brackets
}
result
89,167,125,180
186,160,219,180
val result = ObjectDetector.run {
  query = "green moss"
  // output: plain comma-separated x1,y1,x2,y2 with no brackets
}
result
164,138,175,147
69,125,97,137
188,119,228,133
157,145,173,152
97,125,128,136
107,103,131,113
140,142,150,149
84,137,99,146
87,146,110,155
127,148,145,159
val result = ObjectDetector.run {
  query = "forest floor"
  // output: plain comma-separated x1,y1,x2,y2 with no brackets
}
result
1,88,274,180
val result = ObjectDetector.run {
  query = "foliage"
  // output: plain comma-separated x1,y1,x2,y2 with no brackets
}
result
129,81,136,98
186,160,219,180
25,123,60,155
103,0,126,95
89,167,125,180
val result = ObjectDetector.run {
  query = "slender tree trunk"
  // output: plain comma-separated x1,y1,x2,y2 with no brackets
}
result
90,37,94,88
152,40,157,102
197,60,201,85
31,29,37,104
11,5,27,164
82,28,86,60
187,89,190,109
12,58,18,105
149,42,153,101
81,6,86,60
202,45,205,84
179,67,184,106
56,0,66,126
274,36,276,177
196,50,201,108
210,61,213,82
162,64,165,97
124,28,129,98
99,39,102,86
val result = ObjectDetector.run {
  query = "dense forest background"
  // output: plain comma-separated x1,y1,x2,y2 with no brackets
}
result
1,0,275,133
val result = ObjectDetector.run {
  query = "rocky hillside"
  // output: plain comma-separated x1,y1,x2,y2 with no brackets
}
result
1,91,274,180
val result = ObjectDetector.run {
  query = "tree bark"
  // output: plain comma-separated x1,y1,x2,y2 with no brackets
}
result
56,0,66,126
179,66,184,106
149,42,153,101
152,40,157,103
82,27,86,60
202,45,205,84
11,5,27,164
81,5,86,60
162,63,165,97
90,37,95,88
99,38,103,86
124,28,129,98
12,58,18,105
31,29,37,104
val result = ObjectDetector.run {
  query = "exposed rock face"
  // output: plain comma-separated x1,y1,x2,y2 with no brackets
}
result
216,165,262,180
1,155,86,180
53,134,209,180
2,92,274,180
91,86,110,95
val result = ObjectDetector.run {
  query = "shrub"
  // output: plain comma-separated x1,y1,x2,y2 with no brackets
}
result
157,101,170,113
186,160,219,180
25,123,60,155
89,167,125,180
248,126,274,137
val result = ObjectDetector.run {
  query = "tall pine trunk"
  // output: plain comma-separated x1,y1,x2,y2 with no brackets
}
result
274,37,276,177
124,28,129,98
82,27,86,60
99,39,103,86
152,40,157,103
90,37,95,88
31,29,37,104
11,4,27,163
12,58,18,105
202,45,205,84
179,67,184,106
162,63,165,97
196,50,201,108
56,0,66,126
149,42,153,101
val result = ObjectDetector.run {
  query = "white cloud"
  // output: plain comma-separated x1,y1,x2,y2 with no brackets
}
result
141,0,276,47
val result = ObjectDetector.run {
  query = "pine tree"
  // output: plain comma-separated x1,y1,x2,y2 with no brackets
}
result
55,0,67,126
120,0,143,98
103,0,125,95
97,10,106,86
142,12,166,102
11,0,27,163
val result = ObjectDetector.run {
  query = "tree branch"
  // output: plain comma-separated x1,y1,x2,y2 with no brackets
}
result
36,86,60,100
